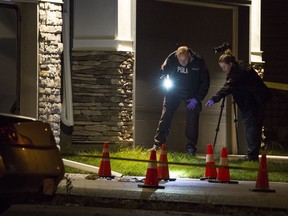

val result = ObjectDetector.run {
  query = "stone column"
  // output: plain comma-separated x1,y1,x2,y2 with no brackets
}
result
72,51,134,146
38,1,63,145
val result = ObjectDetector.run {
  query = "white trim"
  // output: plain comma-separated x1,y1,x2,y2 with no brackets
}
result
117,0,132,41
250,0,263,63
38,0,63,3
8,0,63,3
158,0,243,9
73,39,134,52
251,51,265,63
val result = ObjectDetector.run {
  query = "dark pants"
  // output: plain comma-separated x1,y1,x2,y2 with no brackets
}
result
154,92,201,150
241,105,266,160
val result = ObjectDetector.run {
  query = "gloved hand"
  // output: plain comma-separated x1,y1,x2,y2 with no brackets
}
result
205,99,215,107
187,98,198,110
159,69,167,80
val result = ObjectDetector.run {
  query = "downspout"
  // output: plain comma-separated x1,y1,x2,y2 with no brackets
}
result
61,3,74,128
63,159,123,177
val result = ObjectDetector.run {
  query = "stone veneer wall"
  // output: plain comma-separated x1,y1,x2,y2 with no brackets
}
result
38,2,63,145
71,51,134,146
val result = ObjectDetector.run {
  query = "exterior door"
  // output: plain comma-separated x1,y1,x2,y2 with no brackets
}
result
135,0,243,154
0,4,19,114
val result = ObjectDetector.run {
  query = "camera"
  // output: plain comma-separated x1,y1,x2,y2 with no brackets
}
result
213,42,231,53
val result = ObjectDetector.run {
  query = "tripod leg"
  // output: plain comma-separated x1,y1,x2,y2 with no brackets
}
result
213,97,225,148
232,100,239,153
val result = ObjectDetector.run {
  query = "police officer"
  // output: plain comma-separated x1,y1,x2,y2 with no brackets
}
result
153,46,210,155
206,49,270,161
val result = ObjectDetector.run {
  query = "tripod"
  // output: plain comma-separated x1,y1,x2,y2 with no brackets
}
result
213,97,239,152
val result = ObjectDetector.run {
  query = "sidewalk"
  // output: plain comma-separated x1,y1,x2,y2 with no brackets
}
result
55,174,288,212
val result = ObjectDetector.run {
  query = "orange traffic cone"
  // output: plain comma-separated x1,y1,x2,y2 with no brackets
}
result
250,154,275,192
200,144,217,180
209,147,238,184
138,149,165,189
98,141,114,178
158,144,176,181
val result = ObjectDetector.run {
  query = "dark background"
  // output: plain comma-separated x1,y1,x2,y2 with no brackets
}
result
262,0,288,149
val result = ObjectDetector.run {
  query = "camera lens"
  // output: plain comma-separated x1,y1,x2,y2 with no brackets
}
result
213,42,231,53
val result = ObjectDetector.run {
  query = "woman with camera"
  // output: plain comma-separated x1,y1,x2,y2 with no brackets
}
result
206,49,270,162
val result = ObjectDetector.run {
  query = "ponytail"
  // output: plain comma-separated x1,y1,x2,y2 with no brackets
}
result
218,49,236,65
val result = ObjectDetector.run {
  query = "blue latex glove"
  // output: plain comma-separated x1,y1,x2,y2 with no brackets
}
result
205,99,215,107
187,98,198,110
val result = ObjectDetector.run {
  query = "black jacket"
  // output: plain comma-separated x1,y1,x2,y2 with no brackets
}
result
211,62,270,114
161,50,210,102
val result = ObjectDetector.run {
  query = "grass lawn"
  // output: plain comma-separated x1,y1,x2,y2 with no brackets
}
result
62,146,288,182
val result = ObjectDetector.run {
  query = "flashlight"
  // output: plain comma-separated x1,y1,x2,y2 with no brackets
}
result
163,74,173,90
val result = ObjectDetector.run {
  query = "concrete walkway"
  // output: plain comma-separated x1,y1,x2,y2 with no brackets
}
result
55,174,288,212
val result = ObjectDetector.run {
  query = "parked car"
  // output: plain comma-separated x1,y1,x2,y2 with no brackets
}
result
0,113,64,211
